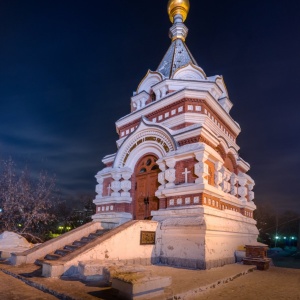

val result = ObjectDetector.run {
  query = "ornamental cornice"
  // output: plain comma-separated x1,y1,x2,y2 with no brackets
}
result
146,97,189,118
94,196,132,205
174,125,219,148
95,167,113,178
102,154,116,165
161,112,205,128
237,157,251,172
116,89,240,136
202,206,257,225
150,78,222,96
118,97,238,143
178,136,201,146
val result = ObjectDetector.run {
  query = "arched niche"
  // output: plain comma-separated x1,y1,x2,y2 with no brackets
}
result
114,121,177,169
137,70,163,94
216,144,226,161
224,152,238,174
173,63,206,80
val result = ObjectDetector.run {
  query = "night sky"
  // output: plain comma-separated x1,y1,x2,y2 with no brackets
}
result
0,0,299,212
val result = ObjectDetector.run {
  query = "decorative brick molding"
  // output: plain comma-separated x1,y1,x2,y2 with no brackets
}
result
118,98,237,141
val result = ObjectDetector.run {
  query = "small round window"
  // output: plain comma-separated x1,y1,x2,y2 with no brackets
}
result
146,159,152,166
139,168,146,173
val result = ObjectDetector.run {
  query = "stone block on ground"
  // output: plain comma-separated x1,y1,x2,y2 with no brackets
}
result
78,261,148,283
106,265,147,284
243,258,271,270
112,268,172,300
78,260,107,281
78,260,123,282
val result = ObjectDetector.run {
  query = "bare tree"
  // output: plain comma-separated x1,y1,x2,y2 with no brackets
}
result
0,158,58,242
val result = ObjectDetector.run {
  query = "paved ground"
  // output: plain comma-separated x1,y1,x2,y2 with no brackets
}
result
195,267,300,300
0,268,56,300
0,261,300,299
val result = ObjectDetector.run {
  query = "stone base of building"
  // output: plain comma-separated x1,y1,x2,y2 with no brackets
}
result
159,256,235,270
92,212,132,229
23,205,259,278
91,205,258,270
151,205,258,270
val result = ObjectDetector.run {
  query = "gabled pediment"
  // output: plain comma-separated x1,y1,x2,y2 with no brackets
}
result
136,70,163,94
172,63,206,80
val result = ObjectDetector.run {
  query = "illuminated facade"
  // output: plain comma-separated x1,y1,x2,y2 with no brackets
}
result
92,0,258,268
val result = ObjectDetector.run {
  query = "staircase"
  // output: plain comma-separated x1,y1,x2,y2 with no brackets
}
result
11,220,159,278
10,221,107,266
36,229,109,265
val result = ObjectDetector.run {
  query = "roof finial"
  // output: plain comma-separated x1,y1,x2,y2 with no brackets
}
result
167,0,190,42
167,0,190,24
157,0,203,78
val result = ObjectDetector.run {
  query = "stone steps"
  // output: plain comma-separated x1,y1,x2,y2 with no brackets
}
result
54,249,71,257
40,220,144,278
35,229,110,265
72,241,87,247
44,254,61,261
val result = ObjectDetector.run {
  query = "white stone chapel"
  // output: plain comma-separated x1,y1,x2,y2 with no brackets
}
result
92,0,258,269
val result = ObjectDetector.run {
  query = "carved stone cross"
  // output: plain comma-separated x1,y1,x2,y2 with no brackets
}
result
182,168,191,184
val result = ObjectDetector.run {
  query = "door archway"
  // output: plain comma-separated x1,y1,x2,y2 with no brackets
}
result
134,154,160,220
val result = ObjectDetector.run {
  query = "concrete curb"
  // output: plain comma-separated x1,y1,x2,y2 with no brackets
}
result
0,268,75,300
170,266,256,300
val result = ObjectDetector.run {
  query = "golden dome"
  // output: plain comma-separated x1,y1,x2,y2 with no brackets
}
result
167,0,190,23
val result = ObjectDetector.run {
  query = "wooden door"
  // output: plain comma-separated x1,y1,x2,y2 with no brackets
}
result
135,155,159,220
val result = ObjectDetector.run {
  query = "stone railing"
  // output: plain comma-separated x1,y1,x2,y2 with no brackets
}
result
95,167,133,203
131,91,149,111
156,150,255,204
153,85,168,101
157,158,177,189
214,166,255,203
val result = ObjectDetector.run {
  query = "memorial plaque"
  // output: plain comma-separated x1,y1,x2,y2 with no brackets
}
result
140,231,156,245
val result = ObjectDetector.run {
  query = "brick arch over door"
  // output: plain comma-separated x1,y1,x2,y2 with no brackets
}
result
132,154,160,220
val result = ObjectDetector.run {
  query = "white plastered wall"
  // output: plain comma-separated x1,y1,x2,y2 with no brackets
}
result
60,221,161,276
152,206,258,269
203,206,258,268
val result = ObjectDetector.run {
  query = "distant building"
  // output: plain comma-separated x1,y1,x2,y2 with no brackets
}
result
72,208,94,225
